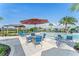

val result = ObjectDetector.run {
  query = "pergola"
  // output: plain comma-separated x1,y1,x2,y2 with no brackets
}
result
14,25,25,34
1,24,25,35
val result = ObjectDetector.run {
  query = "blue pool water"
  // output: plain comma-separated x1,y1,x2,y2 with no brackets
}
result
71,34,79,40
61,34,79,40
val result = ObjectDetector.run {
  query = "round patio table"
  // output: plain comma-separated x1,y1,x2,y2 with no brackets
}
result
41,48,79,56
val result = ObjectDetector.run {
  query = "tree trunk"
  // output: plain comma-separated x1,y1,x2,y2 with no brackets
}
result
64,24,67,33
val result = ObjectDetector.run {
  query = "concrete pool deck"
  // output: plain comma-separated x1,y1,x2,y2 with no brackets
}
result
19,36,77,56
0,36,78,56
0,36,19,40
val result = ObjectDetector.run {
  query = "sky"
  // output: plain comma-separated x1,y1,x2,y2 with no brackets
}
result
0,3,79,28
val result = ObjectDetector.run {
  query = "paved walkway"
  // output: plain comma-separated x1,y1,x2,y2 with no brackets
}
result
0,36,19,40
0,38,25,56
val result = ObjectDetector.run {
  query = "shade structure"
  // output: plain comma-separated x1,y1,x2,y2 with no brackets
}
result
20,18,48,25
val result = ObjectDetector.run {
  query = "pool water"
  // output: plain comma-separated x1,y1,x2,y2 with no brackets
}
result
41,32,79,40
72,34,79,40
61,34,79,40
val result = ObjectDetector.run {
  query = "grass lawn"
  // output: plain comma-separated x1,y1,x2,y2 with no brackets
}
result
0,30,17,36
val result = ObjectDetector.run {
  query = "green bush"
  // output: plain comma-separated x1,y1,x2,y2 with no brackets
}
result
26,27,38,33
0,44,11,56
74,42,79,49
69,28,77,33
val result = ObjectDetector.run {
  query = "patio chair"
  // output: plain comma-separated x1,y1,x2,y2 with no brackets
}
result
18,31,25,37
65,36,74,47
55,35,63,48
31,32,35,36
66,36,73,40
42,33,46,41
34,35,42,47
65,35,73,43
18,30,26,37
27,36,32,43
55,35,63,41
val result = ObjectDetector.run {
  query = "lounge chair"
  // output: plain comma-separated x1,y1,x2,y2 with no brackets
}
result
34,35,42,46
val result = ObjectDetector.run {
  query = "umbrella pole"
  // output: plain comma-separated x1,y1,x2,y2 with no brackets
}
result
34,24,36,32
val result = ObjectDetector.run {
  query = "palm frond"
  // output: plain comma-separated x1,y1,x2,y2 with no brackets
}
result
70,4,79,11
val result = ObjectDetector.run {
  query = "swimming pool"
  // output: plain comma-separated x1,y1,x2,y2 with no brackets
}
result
40,32,79,40
59,33,79,40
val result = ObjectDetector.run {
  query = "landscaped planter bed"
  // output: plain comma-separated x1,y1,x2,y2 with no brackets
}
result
0,44,11,56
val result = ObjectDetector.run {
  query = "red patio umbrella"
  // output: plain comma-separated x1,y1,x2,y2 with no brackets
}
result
20,18,48,32
20,18,48,25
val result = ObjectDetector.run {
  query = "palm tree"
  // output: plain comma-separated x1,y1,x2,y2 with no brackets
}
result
70,4,79,11
59,16,78,33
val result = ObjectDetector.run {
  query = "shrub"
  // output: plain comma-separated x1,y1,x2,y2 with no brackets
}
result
74,42,79,50
0,44,11,56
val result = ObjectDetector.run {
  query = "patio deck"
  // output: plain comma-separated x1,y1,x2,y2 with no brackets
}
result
0,35,78,56
19,36,76,56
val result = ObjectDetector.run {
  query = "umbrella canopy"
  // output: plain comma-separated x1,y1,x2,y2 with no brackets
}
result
20,18,48,25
